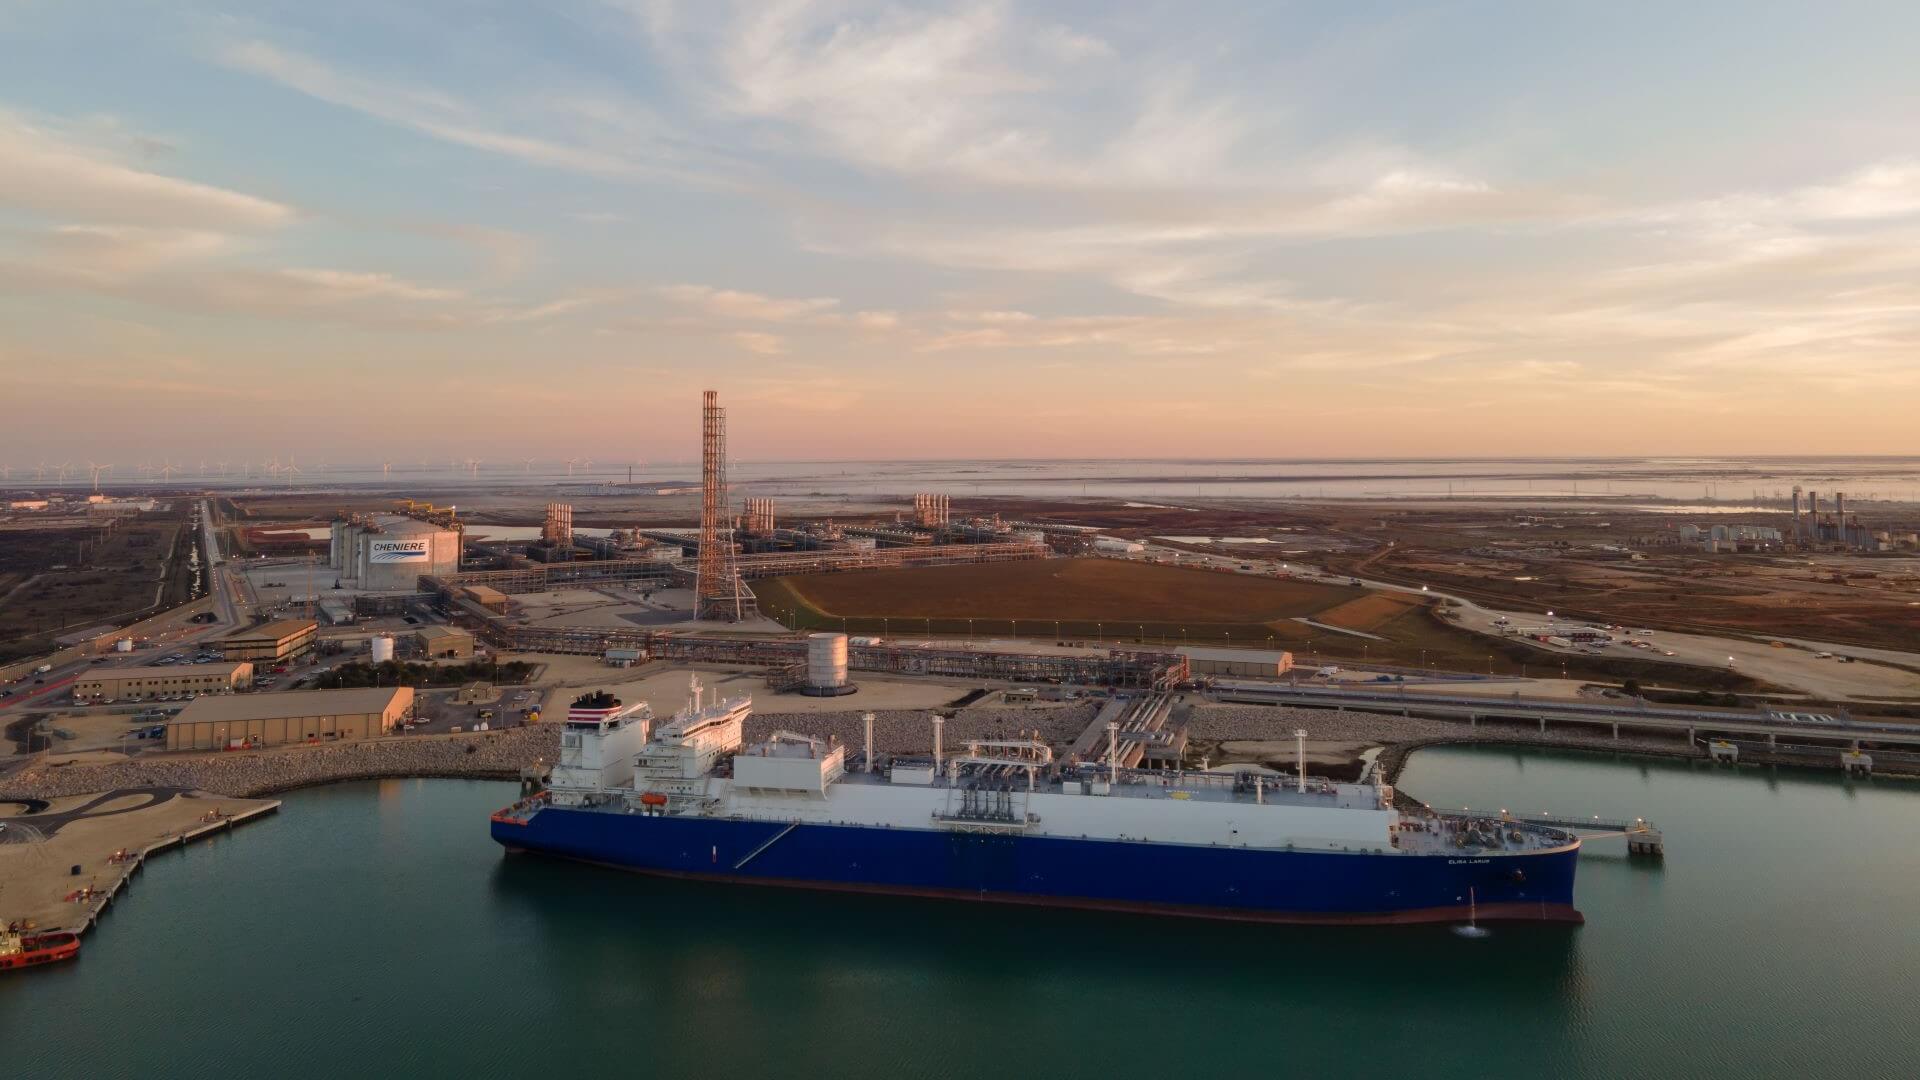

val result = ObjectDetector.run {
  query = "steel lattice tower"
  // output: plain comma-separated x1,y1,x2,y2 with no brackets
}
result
695,389,743,620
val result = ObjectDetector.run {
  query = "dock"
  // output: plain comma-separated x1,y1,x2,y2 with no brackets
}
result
1067,693,1185,769
11,796,282,940
1446,808,1664,856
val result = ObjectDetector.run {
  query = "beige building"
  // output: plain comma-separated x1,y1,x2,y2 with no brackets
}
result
1179,646,1294,678
75,662,253,702
415,624,475,659
457,585,510,613
220,619,318,664
166,687,415,751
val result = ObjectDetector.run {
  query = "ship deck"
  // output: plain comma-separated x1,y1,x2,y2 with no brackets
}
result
813,766,1574,855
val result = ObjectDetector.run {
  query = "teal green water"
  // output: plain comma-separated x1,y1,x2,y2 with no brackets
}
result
6,749,1919,1079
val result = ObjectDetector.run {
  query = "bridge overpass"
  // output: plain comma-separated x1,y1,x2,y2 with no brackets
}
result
1210,681,1920,751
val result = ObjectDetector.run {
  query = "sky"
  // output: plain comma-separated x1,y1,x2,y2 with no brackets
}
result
2,0,1919,465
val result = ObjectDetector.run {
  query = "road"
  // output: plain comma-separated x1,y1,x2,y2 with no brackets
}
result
1213,681,1920,745
1254,554,1920,703
2,500,256,721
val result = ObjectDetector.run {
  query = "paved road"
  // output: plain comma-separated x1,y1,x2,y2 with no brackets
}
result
0,787,188,838
1277,559,1920,702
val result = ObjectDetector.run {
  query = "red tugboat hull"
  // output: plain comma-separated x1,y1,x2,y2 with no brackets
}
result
0,931,81,971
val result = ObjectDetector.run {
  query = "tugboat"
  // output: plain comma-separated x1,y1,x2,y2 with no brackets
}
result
0,922,81,972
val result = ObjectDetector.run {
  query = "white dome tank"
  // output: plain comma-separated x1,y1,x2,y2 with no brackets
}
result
370,636,395,663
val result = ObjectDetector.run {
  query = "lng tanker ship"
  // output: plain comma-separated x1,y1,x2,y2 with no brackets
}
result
491,679,1582,924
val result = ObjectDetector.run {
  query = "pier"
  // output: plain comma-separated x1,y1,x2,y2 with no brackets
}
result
69,799,283,938
0,791,281,940
1445,809,1664,857
1067,693,1184,768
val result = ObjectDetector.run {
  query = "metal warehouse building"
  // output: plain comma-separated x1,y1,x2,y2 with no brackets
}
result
330,514,462,592
414,624,475,659
219,619,318,664
166,687,415,750
75,662,253,702
1178,646,1295,678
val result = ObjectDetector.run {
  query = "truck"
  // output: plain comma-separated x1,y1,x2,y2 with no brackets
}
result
33,663,52,674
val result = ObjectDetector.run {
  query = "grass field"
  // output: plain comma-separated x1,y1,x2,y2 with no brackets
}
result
1311,592,1420,632
0,519,192,662
755,558,1360,644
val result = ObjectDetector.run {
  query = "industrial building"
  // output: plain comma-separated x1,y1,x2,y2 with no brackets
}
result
75,662,253,702
1179,647,1294,679
166,687,415,750
1790,487,1882,550
219,619,317,664
456,584,511,613
414,624,475,659
329,512,462,591
317,598,357,625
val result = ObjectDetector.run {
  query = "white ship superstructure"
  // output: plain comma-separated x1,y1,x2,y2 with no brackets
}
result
499,681,1584,924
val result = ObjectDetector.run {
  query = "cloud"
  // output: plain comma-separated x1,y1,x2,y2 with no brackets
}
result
20,224,233,276
732,330,786,354
217,40,698,182
0,110,294,230
659,283,839,322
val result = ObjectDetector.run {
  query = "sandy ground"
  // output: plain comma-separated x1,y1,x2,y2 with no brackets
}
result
508,654,1043,716
509,586,789,634
1210,738,1377,769
0,789,275,933
36,710,152,754
518,659,1006,717
42,750,136,766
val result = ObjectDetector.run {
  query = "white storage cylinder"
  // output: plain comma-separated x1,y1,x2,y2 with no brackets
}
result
806,633,848,688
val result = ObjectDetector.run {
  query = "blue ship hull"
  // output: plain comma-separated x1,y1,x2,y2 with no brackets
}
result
493,807,1582,924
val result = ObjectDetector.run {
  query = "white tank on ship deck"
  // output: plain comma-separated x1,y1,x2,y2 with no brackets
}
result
806,632,849,689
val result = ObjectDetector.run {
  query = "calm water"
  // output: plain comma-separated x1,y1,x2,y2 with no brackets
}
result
6,748,1919,1079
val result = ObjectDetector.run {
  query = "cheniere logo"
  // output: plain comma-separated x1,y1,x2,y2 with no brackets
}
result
370,540,431,562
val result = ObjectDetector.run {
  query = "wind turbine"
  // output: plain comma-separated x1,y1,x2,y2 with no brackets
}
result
55,462,73,483
464,458,482,478
564,457,580,477
216,460,229,477
283,455,302,490
521,457,535,473
86,462,112,492
157,460,180,481
0,464,10,481
381,461,393,479
34,462,47,481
